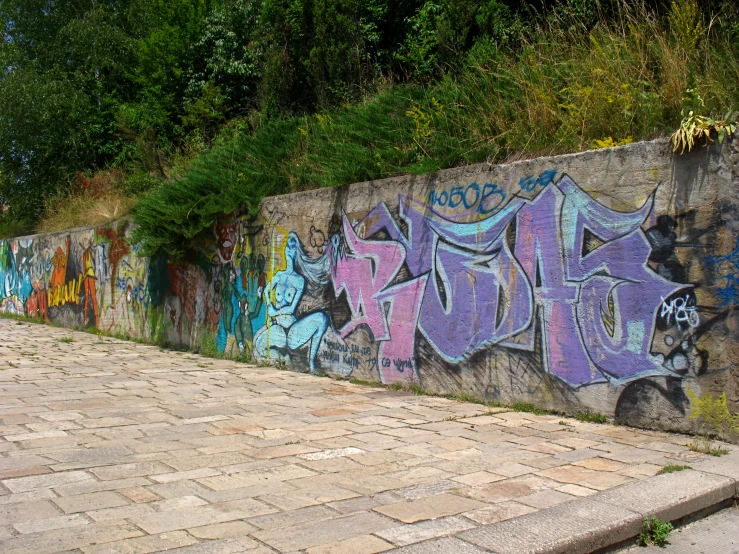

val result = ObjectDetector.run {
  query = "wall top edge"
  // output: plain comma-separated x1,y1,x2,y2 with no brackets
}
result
261,135,677,205
4,132,735,242
0,216,133,243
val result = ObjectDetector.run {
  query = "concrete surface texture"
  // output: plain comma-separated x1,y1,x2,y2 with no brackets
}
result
1,318,737,553
620,505,739,554
1,136,738,436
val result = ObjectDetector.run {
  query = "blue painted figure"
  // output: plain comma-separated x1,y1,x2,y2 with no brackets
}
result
253,232,329,372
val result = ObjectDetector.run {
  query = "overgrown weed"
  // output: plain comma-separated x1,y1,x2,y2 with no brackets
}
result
686,389,739,438
638,516,673,546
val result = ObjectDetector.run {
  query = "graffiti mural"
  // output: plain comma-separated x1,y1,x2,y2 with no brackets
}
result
244,167,736,436
1,149,737,436
319,174,689,386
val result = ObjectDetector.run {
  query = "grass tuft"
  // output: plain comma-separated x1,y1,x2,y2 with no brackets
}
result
511,401,549,416
688,438,729,457
386,381,428,396
407,383,427,396
657,464,692,475
0,312,43,324
349,378,381,387
575,410,608,424
447,392,484,405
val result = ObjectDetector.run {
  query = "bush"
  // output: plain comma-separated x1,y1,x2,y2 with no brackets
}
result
132,118,304,256
0,215,34,240
120,171,163,197
4,0,736,246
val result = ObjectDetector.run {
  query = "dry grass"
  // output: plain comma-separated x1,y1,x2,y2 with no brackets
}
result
36,189,137,233
442,0,738,158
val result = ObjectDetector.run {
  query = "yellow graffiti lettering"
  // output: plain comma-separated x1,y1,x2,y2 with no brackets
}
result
48,275,83,308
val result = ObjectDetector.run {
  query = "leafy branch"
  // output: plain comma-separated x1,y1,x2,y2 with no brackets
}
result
670,89,736,154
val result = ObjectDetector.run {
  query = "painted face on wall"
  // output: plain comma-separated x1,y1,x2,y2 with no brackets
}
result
285,235,298,265
215,220,238,262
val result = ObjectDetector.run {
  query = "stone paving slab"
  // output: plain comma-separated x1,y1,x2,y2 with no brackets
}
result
1,319,737,553
691,451,739,494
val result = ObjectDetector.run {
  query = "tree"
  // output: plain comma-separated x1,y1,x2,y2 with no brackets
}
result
0,0,141,216
0,66,94,217
187,0,263,115
397,0,523,79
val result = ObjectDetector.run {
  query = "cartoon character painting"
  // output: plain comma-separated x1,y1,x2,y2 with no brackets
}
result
81,237,99,328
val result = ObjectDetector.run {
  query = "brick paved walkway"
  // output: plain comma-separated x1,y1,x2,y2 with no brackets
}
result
0,319,734,553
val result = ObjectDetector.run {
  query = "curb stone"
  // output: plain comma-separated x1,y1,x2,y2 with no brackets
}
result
394,450,739,553
595,470,734,524
391,537,490,553
691,451,739,496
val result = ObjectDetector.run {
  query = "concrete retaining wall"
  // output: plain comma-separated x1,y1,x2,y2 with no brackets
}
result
2,137,738,436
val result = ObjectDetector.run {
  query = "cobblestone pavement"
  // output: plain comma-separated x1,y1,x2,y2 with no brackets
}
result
1,319,735,554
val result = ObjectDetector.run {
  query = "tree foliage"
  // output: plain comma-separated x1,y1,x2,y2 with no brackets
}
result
0,0,736,239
